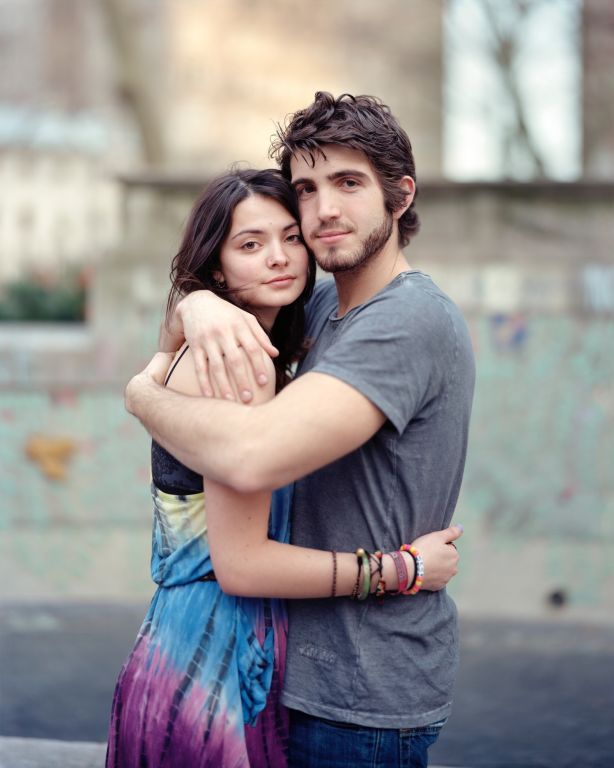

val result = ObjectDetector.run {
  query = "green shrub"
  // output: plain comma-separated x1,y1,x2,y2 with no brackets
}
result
0,271,88,322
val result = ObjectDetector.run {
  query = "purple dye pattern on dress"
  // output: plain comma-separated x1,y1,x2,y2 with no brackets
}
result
106,483,291,767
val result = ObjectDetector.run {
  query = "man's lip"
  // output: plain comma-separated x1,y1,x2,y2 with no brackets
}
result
316,231,350,243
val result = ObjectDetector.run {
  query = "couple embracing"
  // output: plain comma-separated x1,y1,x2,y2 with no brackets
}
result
108,92,475,768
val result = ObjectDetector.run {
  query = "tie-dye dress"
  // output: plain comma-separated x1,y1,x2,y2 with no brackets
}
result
106,449,291,768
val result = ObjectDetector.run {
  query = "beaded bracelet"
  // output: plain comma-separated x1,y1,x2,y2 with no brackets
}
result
331,550,338,598
389,549,410,594
400,544,424,596
355,548,371,601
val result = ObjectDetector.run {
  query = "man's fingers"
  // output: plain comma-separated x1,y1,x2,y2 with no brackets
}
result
192,347,214,397
247,315,279,360
220,342,256,403
235,330,275,392
206,347,235,401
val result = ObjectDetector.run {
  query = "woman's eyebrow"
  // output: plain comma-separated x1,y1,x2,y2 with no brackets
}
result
231,222,298,240
230,228,264,240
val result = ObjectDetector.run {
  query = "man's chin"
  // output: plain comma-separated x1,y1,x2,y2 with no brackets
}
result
315,247,369,274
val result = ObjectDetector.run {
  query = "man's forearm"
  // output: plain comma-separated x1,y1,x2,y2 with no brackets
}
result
126,366,386,493
126,373,254,486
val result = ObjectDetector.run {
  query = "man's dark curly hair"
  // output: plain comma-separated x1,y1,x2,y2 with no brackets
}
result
270,92,419,247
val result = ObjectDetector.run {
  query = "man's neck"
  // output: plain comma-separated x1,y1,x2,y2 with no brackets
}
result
333,247,412,317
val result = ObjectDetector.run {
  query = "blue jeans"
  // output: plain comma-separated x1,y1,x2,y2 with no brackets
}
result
288,709,446,768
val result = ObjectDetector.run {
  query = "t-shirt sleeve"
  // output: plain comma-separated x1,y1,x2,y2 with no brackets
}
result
310,288,456,434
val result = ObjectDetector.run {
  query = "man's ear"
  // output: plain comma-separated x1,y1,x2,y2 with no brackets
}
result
392,176,416,221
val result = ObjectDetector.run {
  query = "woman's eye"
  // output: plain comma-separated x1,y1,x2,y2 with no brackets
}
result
286,233,302,244
241,241,258,251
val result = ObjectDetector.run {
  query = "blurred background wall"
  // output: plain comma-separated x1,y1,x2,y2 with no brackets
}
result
0,0,613,623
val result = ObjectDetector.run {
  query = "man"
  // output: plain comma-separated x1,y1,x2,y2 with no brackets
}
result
126,92,475,767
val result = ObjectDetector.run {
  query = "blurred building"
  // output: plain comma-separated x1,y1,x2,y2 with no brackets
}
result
0,111,119,282
0,0,613,625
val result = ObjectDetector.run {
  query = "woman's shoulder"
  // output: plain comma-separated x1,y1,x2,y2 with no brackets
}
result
166,343,276,404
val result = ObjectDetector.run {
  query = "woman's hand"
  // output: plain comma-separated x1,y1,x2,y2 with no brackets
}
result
410,524,463,591
164,290,278,401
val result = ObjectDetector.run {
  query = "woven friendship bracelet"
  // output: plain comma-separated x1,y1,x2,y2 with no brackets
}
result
389,549,410,594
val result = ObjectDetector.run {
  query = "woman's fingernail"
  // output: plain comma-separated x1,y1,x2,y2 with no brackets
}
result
241,390,252,402
257,374,268,385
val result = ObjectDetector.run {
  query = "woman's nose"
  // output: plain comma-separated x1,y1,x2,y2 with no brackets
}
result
268,240,290,266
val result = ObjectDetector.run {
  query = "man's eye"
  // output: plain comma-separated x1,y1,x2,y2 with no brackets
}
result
296,185,314,198
343,179,359,189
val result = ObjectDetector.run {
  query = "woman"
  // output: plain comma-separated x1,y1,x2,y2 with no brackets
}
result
106,169,460,768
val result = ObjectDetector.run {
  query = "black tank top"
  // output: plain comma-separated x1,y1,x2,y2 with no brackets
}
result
150,345,204,495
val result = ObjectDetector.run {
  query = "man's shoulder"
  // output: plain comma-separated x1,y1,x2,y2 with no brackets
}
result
357,271,459,328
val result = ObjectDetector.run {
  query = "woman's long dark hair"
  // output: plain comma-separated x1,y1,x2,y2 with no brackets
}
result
166,168,315,390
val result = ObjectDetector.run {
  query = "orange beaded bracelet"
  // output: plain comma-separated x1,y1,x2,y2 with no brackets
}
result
400,544,424,596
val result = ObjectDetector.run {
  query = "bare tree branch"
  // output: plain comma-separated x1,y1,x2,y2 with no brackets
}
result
98,0,166,166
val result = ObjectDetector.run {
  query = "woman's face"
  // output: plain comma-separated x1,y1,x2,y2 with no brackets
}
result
216,194,309,329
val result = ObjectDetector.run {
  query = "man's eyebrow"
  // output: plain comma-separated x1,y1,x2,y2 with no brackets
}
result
292,169,370,187
231,222,298,240
328,169,369,182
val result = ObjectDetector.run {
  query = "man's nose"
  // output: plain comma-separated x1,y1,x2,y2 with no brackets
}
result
317,189,341,221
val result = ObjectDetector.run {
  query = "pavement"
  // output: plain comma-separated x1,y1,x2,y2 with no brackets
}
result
1,603,613,768
0,737,105,768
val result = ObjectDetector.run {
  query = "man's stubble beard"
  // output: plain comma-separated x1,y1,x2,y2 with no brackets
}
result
316,212,393,274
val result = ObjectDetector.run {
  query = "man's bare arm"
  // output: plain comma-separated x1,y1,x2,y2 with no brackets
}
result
125,357,386,493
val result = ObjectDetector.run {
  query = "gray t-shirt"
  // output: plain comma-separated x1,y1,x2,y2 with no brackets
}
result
281,271,475,728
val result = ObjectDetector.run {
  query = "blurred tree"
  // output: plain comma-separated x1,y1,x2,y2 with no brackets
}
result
99,0,166,165
582,0,614,178
445,0,581,180
478,0,549,177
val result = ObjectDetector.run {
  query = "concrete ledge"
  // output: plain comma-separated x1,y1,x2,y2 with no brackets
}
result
0,737,106,768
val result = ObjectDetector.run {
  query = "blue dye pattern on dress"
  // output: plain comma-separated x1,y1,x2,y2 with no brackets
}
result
106,478,291,768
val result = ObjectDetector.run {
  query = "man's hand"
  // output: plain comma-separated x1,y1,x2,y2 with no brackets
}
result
167,291,279,402
125,352,174,416
411,524,463,591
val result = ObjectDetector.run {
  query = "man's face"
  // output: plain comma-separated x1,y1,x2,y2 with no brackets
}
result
290,145,393,273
